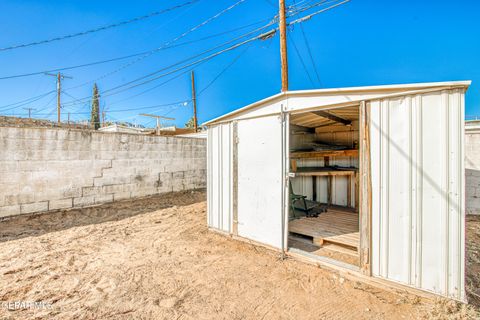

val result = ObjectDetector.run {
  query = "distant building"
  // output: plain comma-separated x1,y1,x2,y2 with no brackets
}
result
158,126,196,136
98,124,153,135
466,119,480,132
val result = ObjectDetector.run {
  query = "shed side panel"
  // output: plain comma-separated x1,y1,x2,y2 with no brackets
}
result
207,124,233,233
370,90,465,300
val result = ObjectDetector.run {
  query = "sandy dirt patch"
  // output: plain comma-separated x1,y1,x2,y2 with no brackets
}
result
466,215,480,307
0,191,477,319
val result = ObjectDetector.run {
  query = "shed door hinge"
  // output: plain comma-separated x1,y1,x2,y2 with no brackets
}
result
235,136,239,144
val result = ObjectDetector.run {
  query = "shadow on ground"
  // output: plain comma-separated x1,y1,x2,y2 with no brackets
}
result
0,189,206,243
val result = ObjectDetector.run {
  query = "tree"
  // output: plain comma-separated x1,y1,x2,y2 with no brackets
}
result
185,116,195,129
90,83,100,130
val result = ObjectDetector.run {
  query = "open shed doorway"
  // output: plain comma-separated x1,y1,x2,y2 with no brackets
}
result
287,105,361,267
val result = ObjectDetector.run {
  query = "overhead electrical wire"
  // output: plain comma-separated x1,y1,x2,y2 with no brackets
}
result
32,100,189,116
60,19,277,107
0,0,254,113
2,0,350,116
0,19,270,81
288,34,316,86
292,0,322,86
299,22,322,86
0,0,317,84
289,0,349,25
70,0,348,103
0,0,200,52
64,0,249,91
44,0,348,111
110,0,350,103
0,90,55,112
64,0,346,104
198,43,252,96
33,95,58,118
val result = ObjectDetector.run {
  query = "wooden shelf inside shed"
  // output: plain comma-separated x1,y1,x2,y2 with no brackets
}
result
291,166,357,177
290,149,358,159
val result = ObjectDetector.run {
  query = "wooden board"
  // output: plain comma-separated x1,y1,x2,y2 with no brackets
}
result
290,149,358,159
288,235,359,266
289,209,359,250
316,232,359,250
292,167,357,177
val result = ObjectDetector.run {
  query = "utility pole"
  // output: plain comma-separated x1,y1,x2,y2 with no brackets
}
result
190,71,198,132
45,72,72,124
23,107,35,118
102,111,106,127
279,0,289,92
67,112,70,125
139,113,175,135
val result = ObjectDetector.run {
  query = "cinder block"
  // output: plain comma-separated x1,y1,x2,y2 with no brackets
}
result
95,194,113,204
113,191,131,201
73,196,95,207
102,184,124,194
63,186,83,198
82,186,102,196
0,161,18,172
172,171,184,180
20,201,48,214
4,193,35,206
0,205,21,218
49,198,73,210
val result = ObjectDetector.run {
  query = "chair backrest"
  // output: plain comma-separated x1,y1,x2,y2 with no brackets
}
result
289,180,295,196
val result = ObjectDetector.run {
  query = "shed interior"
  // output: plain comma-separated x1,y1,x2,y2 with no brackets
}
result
288,105,360,266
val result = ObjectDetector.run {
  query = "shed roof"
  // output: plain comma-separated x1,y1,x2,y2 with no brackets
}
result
204,81,471,126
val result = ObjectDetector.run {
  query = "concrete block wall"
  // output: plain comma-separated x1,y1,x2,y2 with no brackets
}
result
0,127,206,218
466,127,480,215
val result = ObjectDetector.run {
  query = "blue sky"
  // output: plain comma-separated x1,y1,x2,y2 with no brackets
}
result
0,0,478,127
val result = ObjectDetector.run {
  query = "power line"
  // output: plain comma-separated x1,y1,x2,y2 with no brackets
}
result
0,0,200,52
298,22,322,86
292,0,323,86
0,90,55,112
198,43,252,96
32,100,189,116
0,1,320,82
64,0,249,91
0,0,254,114
289,0,350,25
288,33,315,86
61,20,276,107
1,1,349,116
0,19,270,81
62,1,346,107
114,0,349,101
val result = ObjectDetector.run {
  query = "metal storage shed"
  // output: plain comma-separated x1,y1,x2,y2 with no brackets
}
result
204,80,471,301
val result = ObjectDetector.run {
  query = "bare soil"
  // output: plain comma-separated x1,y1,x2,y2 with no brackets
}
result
0,191,478,319
466,215,480,307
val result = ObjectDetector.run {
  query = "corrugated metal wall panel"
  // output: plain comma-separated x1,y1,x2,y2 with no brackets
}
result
370,89,465,300
236,115,284,249
207,123,233,233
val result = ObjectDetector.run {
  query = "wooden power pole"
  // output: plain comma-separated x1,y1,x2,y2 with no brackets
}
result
45,72,72,123
23,107,35,118
279,0,289,92
190,71,198,132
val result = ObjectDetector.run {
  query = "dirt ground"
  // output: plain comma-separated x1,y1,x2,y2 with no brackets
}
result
466,215,480,307
0,191,478,319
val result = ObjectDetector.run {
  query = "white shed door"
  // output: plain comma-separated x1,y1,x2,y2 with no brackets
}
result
236,115,284,249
